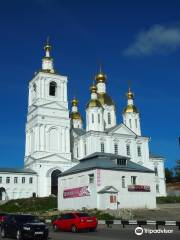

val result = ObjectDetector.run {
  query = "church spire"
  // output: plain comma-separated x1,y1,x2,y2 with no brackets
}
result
42,37,55,73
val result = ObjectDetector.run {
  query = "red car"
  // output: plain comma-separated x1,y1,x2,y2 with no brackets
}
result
0,213,8,225
52,212,97,232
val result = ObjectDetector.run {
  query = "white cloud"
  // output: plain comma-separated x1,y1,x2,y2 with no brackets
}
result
123,24,180,56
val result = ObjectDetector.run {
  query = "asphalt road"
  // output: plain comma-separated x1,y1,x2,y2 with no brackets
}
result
0,225,179,240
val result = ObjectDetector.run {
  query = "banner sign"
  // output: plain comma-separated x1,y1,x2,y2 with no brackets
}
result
128,185,150,192
63,186,90,199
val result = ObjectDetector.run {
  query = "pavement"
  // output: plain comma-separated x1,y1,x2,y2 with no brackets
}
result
0,225,179,240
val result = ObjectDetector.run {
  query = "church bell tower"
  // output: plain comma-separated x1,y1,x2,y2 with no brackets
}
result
24,40,72,196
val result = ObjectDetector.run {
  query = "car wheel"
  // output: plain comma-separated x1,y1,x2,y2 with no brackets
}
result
1,228,7,238
53,224,58,232
16,230,22,240
71,225,78,233
89,227,96,232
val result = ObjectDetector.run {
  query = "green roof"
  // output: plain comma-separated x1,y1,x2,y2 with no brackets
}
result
60,152,154,177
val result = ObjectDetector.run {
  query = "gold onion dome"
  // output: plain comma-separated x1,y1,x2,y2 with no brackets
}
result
123,88,139,113
70,112,82,120
95,72,107,83
123,105,139,113
72,98,78,106
86,84,102,109
97,93,115,106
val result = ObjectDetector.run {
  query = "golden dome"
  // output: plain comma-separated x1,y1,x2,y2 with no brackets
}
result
123,105,139,113
90,84,97,93
86,99,102,109
70,112,82,121
95,72,107,83
72,98,78,107
127,88,134,100
97,93,115,106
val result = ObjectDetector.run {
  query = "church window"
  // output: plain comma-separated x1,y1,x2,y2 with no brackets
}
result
22,177,25,184
101,142,105,153
122,176,125,188
114,143,118,155
137,146,141,157
6,177,10,184
14,177,18,184
89,174,94,184
131,176,137,185
117,158,126,165
108,113,111,124
84,143,87,156
29,177,33,184
135,119,138,128
156,184,159,193
33,83,36,92
98,114,100,123
0,177,2,183
129,119,132,128
154,166,158,176
49,81,57,96
77,146,79,158
92,114,94,123
126,144,130,155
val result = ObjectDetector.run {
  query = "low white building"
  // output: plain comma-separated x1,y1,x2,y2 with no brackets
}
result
58,153,156,210
0,168,37,200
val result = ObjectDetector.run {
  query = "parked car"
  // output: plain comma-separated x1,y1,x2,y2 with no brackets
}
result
0,214,49,240
0,213,8,225
52,212,98,232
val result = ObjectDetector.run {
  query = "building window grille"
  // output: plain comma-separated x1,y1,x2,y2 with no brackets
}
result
14,177,18,184
108,113,111,124
114,144,118,155
131,176,137,185
154,166,158,176
89,174,94,184
49,81,57,96
122,176,125,188
29,177,33,184
156,184,159,193
0,177,2,183
22,177,25,184
6,177,10,184
101,142,105,153
117,158,126,166
126,144,130,156
137,146,141,157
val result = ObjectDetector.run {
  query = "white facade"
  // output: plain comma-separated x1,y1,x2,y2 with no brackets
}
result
58,166,156,210
0,170,37,200
0,41,166,204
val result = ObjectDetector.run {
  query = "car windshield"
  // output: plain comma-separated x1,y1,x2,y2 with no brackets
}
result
76,213,90,217
15,215,39,223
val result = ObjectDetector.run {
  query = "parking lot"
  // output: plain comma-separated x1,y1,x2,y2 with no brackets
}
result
0,224,179,240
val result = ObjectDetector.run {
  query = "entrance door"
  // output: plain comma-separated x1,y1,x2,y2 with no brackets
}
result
51,170,61,196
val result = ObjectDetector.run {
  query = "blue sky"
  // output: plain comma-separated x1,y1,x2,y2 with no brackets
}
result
0,0,179,169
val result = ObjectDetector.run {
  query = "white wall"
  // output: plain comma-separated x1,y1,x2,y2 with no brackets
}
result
58,169,156,210
0,172,37,200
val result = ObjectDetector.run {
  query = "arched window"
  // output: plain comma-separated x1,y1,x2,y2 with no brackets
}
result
108,113,111,124
126,144,130,156
129,119,132,128
156,184,159,193
98,114,100,123
137,146,141,157
92,114,94,123
101,142,105,152
154,166,158,176
49,81,57,96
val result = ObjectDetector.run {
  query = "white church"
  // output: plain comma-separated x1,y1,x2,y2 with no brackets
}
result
0,41,166,209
